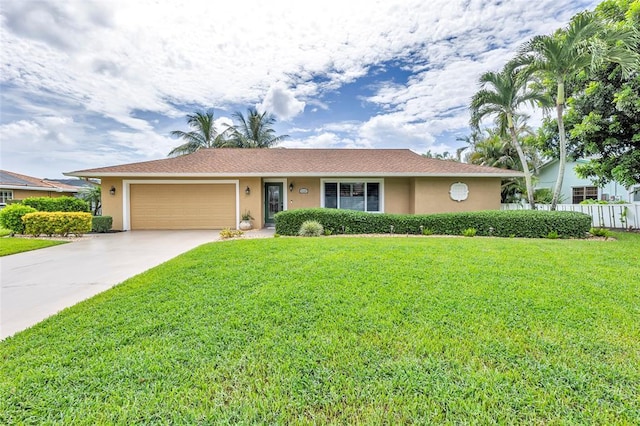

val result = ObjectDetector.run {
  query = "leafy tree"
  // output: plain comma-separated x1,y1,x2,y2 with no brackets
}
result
168,109,228,156
422,150,459,161
519,9,638,209
463,127,542,203
226,108,289,148
565,1,640,188
470,62,549,208
79,184,102,216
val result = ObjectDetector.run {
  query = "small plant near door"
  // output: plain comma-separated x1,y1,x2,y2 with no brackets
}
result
220,228,244,239
239,210,254,231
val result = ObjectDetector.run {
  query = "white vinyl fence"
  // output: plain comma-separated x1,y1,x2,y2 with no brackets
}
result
501,203,639,229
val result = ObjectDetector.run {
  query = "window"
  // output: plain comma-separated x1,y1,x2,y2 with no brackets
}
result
322,180,382,212
572,186,598,204
0,190,12,205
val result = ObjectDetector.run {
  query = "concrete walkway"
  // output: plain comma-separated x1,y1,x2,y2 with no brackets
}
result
1,229,273,339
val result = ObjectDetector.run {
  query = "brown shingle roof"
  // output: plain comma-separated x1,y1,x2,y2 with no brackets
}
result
0,170,79,192
66,149,523,177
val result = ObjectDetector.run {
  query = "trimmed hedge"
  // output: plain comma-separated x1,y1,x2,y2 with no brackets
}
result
92,216,113,233
22,212,92,237
274,208,592,239
22,196,89,212
0,204,38,234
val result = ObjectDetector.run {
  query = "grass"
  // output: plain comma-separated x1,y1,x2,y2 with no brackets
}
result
0,237,67,256
1,233,639,424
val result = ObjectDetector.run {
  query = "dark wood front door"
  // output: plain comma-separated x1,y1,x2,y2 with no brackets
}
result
264,182,283,226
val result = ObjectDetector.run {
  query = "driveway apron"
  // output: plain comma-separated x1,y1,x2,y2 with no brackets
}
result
1,230,220,339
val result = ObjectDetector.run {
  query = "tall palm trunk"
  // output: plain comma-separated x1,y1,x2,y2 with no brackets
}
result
507,113,535,209
550,81,566,210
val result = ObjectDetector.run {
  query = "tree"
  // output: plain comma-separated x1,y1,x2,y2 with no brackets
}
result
422,150,459,161
564,1,640,188
470,62,549,209
226,108,289,148
519,10,638,209
168,109,228,156
80,184,101,216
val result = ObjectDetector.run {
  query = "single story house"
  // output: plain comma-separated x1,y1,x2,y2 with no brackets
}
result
535,159,638,204
65,148,523,231
0,170,80,208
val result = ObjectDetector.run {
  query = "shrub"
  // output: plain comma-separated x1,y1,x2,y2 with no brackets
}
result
589,227,611,239
92,216,113,233
546,231,559,239
22,196,89,212
298,220,324,237
22,212,92,237
220,228,244,239
0,204,38,234
275,208,592,239
420,226,434,236
462,228,477,237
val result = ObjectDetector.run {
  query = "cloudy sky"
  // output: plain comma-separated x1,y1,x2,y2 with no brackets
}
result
1,0,599,179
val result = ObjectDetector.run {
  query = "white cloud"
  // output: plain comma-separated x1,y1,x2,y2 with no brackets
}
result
0,0,599,176
258,83,306,121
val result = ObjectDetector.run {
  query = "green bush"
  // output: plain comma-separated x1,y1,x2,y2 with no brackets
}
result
0,204,37,234
275,208,592,239
589,227,611,239
546,231,559,239
22,196,89,212
219,228,243,239
462,228,477,237
22,212,92,237
298,220,324,237
92,216,113,233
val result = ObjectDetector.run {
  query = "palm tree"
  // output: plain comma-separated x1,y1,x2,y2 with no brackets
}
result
226,108,289,148
519,11,639,209
168,109,228,156
470,62,549,209
466,130,516,169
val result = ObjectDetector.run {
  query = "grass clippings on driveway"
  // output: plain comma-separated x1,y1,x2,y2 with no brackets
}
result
0,237,67,256
1,233,639,424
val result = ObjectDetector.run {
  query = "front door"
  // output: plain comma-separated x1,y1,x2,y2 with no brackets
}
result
264,182,283,226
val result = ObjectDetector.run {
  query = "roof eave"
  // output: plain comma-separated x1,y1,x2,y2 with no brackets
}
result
65,171,523,178
0,184,78,192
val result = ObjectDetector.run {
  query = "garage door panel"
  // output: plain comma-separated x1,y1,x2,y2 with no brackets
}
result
130,184,236,230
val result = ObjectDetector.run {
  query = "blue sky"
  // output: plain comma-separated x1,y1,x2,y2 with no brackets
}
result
1,0,599,179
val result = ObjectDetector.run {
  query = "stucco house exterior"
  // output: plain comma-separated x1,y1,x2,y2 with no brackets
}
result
66,148,522,231
534,159,638,204
0,170,80,208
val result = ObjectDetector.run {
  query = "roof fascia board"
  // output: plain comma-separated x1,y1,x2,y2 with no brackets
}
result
0,185,76,192
66,171,523,178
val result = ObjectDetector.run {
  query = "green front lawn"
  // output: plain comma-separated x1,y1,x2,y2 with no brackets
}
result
1,234,639,424
0,237,67,256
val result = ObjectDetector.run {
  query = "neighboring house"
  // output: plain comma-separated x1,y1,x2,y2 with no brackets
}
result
535,159,637,204
65,148,522,231
0,170,79,208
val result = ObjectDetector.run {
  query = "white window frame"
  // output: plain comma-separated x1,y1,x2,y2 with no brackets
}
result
0,190,13,205
320,178,384,213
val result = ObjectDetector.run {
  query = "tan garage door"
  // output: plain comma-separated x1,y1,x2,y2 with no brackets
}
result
130,184,236,230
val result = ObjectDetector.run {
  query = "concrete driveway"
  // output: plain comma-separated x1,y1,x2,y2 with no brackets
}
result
1,230,222,339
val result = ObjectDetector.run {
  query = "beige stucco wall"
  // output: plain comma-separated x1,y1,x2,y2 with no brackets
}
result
6,189,76,200
101,178,125,230
286,178,321,211
240,177,262,228
384,178,411,214
100,175,503,231
413,177,502,213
